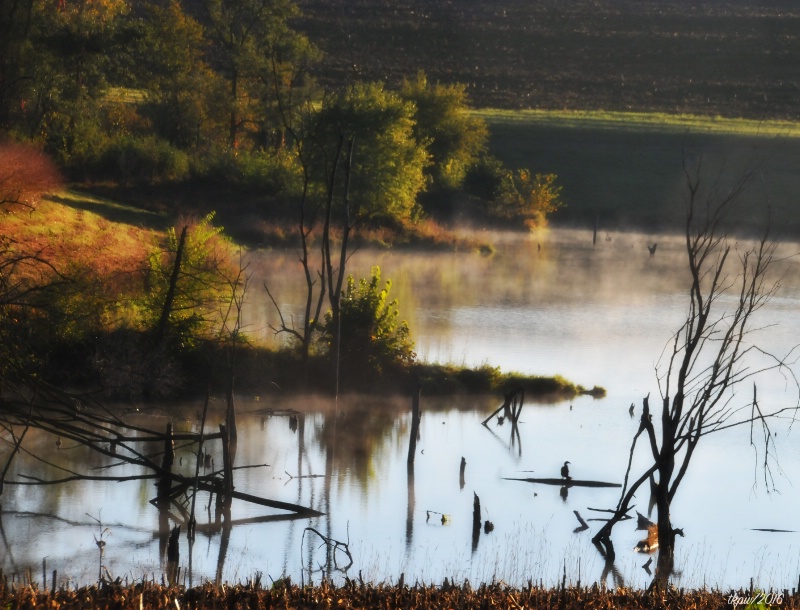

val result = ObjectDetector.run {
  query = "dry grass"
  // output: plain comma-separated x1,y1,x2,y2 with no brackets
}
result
1,194,157,283
1,577,795,610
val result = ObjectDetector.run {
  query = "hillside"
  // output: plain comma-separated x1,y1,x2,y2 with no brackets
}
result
292,0,800,120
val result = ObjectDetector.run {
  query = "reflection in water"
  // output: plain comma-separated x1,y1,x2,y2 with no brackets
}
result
6,231,800,588
166,525,180,585
406,471,415,551
214,508,232,586
482,419,523,458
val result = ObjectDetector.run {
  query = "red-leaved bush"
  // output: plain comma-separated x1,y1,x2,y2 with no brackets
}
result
0,142,63,209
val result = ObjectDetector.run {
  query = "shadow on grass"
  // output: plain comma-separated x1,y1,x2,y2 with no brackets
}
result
48,190,171,231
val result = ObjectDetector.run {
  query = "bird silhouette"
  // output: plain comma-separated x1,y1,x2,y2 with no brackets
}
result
629,402,635,416
561,460,571,480
647,243,658,256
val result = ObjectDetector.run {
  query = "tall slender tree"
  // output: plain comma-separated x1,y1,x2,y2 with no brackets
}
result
200,0,303,148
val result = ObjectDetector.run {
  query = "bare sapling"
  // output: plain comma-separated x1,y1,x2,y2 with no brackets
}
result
592,154,800,589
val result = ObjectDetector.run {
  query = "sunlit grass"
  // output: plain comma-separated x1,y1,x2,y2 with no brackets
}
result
52,189,169,230
105,86,146,104
1,192,159,279
472,108,800,234
471,108,800,138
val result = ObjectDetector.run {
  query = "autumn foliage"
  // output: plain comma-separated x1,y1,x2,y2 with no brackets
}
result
0,143,62,210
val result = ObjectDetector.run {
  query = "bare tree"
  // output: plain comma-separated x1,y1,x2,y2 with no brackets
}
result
263,63,361,393
592,156,799,589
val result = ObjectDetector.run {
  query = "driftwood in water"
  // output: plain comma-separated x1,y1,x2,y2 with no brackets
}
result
284,470,326,480
302,526,353,579
586,507,633,523
0,394,321,522
167,525,180,562
194,481,323,517
482,386,524,426
504,476,621,488
573,510,589,532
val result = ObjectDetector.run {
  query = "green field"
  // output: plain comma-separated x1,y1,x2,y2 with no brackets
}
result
477,109,800,236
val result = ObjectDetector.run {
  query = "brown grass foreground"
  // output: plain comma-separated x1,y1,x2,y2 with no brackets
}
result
1,578,797,610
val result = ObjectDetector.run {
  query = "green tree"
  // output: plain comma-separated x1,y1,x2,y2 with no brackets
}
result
494,169,563,229
136,0,222,148
400,71,488,191
200,0,307,148
318,81,429,224
25,0,131,157
145,212,239,347
0,0,35,130
322,266,415,385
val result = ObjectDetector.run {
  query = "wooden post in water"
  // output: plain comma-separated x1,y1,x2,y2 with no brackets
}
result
167,525,180,585
471,493,481,552
406,386,421,473
459,457,466,489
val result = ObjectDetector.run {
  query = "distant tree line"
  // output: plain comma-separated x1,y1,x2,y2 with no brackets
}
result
0,0,562,230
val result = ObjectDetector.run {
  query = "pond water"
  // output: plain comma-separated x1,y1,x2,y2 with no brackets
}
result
3,229,800,591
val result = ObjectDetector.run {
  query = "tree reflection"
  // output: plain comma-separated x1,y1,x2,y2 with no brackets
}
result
311,402,402,487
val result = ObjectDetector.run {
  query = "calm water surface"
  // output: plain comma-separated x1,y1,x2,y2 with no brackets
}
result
3,229,800,590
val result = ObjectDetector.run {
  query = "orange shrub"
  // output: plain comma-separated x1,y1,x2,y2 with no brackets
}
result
0,142,63,209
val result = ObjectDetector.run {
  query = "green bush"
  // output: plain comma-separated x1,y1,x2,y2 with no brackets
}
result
197,148,302,195
322,266,416,384
463,154,506,202
100,135,191,186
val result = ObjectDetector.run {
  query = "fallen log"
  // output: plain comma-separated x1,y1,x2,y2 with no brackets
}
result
194,481,324,517
504,477,621,488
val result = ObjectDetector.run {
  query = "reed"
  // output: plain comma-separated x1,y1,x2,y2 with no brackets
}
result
1,575,796,610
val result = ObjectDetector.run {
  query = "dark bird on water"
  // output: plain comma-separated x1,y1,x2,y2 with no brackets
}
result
629,402,635,416
648,243,658,256
561,460,571,479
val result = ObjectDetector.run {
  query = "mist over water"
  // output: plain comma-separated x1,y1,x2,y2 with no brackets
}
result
4,229,800,590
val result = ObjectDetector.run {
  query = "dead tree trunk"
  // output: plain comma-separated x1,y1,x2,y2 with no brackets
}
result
406,386,421,473
226,386,237,465
219,423,234,510
155,226,187,344
156,422,175,504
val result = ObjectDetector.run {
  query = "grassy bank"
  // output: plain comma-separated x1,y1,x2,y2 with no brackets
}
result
476,109,800,236
1,578,791,610
473,108,800,137
228,346,603,398
5,192,594,400
295,0,800,121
